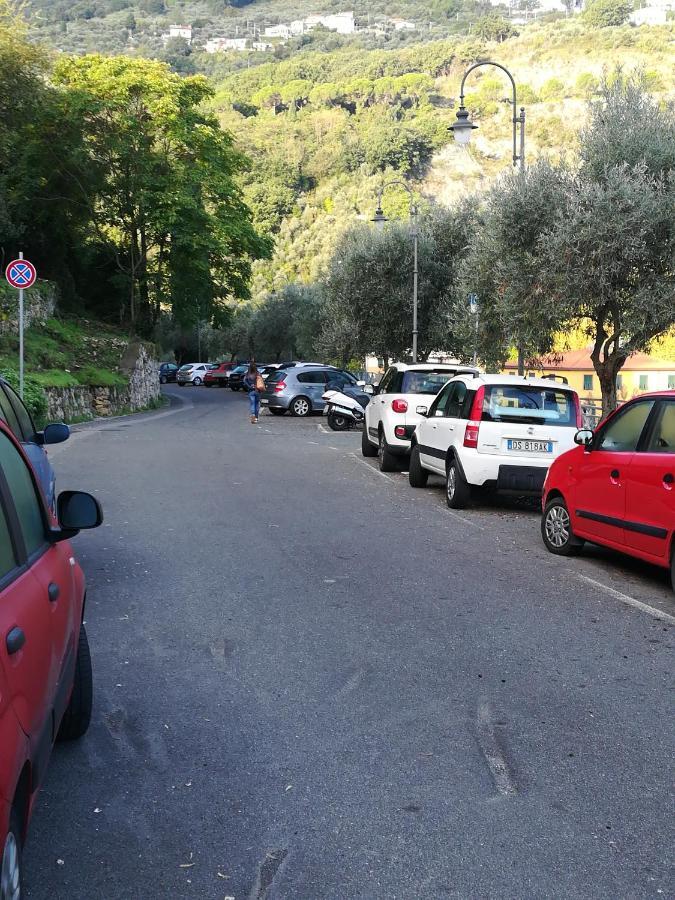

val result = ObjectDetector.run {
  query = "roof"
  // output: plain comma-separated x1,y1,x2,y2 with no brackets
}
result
453,373,577,390
392,363,479,373
505,348,675,373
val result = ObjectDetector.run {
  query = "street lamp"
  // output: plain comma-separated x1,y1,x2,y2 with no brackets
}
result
449,60,526,171
450,61,527,373
371,181,419,363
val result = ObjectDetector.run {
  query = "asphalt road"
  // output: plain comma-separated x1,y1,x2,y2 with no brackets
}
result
24,385,674,899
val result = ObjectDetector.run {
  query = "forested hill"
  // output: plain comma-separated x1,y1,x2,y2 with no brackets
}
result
26,0,476,60
208,20,674,302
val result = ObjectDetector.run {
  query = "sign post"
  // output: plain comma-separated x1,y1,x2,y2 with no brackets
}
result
468,293,479,366
5,254,37,399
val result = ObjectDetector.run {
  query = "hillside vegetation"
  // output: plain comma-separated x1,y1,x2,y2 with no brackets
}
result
208,20,674,300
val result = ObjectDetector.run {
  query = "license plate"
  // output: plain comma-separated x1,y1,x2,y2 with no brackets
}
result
507,439,552,453
260,399,269,405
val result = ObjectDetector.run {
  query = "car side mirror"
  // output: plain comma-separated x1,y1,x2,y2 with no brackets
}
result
574,429,594,448
53,491,103,540
34,423,70,446
363,384,375,396
416,405,428,416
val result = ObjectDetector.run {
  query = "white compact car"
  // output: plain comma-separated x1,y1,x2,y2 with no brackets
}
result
362,363,480,471
177,363,213,386
409,374,582,508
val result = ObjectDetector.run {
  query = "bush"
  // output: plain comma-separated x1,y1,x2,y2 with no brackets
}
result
575,72,599,98
540,77,566,101
583,0,632,28
0,369,48,426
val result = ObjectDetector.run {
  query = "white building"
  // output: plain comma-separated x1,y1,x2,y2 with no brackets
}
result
302,11,356,34
168,24,192,43
264,24,292,38
204,37,248,53
630,5,668,22
290,19,306,35
252,41,274,51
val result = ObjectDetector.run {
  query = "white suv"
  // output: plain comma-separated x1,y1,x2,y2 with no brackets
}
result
362,363,479,471
177,363,213,386
409,374,582,508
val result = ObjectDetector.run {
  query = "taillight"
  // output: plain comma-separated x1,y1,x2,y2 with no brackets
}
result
395,425,406,438
573,393,583,428
274,380,285,393
392,399,408,413
464,386,485,449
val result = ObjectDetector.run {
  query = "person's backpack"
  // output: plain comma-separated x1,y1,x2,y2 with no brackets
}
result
255,374,265,392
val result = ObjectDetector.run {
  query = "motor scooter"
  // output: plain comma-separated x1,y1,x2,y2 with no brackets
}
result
322,385,370,431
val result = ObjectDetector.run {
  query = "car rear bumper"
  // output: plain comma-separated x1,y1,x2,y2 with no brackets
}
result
261,395,291,410
496,465,548,494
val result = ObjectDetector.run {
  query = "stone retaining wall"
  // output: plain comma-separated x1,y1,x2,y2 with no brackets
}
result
44,343,160,423
0,282,57,333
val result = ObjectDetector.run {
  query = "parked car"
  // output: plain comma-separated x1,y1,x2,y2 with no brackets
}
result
541,390,675,591
158,363,178,384
177,363,212,386
204,362,238,388
261,367,360,417
362,363,480,471
408,374,582,508
0,375,70,511
228,364,250,392
0,419,103,895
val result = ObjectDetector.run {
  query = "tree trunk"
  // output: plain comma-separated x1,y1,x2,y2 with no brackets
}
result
591,347,626,417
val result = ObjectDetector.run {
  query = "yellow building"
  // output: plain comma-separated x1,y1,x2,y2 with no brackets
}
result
504,348,675,402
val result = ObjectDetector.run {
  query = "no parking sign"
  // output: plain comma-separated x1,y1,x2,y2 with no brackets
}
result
5,258,37,289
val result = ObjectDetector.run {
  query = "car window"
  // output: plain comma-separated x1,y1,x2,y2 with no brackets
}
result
428,382,453,417
597,400,655,452
0,431,46,557
645,401,675,454
482,385,577,427
447,381,467,418
297,371,326,384
0,494,17,581
401,371,453,395
0,385,22,438
3,382,35,440
377,369,395,394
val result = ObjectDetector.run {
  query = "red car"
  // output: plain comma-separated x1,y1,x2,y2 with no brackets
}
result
542,391,675,590
0,420,102,894
204,362,237,388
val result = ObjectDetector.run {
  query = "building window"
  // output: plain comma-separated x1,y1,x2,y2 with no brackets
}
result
668,375,675,390
639,374,649,391
583,374,593,391
616,375,623,390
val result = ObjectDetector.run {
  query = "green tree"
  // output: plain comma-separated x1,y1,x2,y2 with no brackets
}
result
583,0,632,27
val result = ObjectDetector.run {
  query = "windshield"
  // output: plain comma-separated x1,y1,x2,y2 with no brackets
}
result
401,371,454,395
482,385,577,426
233,366,247,374
178,364,192,371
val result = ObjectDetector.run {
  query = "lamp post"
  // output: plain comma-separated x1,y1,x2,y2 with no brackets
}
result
372,181,419,364
450,61,527,374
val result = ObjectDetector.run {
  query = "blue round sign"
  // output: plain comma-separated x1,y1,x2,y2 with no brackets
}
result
6,259,37,289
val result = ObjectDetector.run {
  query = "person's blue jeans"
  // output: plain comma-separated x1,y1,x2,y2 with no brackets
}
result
248,390,260,418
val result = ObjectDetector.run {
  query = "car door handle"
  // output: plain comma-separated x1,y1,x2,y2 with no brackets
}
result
6,627,25,655
610,469,620,480
664,473,674,486
48,582,60,602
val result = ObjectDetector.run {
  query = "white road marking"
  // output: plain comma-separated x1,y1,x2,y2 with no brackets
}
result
476,702,517,797
576,573,675,625
350,452,391,480
444,508,483,530
317,423,331,434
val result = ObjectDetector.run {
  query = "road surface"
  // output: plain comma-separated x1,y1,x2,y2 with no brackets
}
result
25,385,674,899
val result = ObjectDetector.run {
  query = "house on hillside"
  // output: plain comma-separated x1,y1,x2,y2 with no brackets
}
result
204,37,248,53
303,11,356,34
630,6,668,24
168,24,192,43
264,24,292,39
503,348,675,401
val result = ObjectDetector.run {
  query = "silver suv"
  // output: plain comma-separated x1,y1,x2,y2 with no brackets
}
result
261,367,358,417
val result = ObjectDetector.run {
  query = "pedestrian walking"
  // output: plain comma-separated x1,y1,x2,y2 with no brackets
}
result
244,362,265,424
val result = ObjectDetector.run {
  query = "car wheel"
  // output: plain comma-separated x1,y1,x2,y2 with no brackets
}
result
290,396,311,417
378,431,397,472
270,408,285,416
178,382,185,387
1,808,22,900
541,497,585,556
193,377,202,386
160,375,167,384
57,625,93,741
409,445,428,488
362,426,378,458
446,458,471,509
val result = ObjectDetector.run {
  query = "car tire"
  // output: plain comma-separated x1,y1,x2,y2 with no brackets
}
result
269,408,285,416
541,496,585,556
378,431,397,472
290,396,311,417
409,446,428,488
446,458,471,509
57,625,93,742
178,382,185,387
160,375,167,384
362,426,378,458
193,377,202,386
204,382,212,388
1,807,22,900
